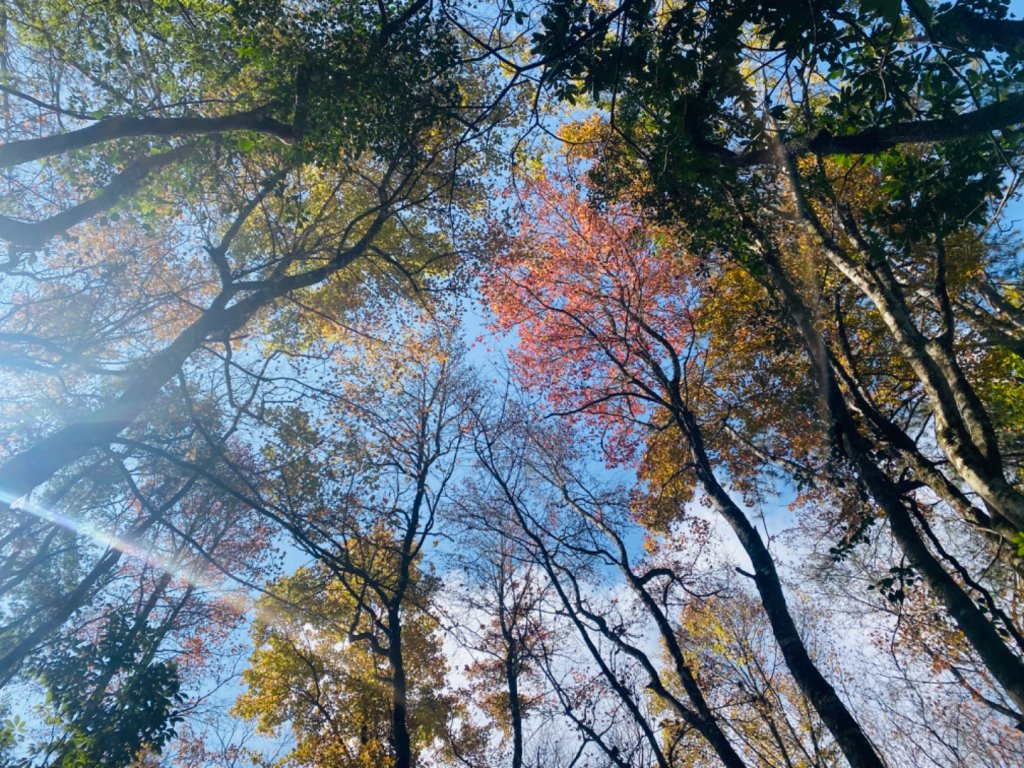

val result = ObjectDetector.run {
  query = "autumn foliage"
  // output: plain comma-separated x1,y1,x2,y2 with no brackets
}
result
1,0,1024,766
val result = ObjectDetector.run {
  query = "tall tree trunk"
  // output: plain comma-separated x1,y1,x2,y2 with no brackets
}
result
0,547,123,684
670,406,888,768
757,240,1024,719
388,606,413,768
477,453,672,768
503,642,524,768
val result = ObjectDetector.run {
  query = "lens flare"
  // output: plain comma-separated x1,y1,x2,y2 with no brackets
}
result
1,490,333,641
1,489,253,617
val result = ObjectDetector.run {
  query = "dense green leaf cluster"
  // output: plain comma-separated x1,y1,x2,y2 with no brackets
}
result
31,614,183,767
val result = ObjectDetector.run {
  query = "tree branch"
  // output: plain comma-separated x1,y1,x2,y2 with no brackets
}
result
0,109,292,169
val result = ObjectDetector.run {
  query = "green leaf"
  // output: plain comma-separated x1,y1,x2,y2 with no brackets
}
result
859,0,901,26
1014,532,1024,557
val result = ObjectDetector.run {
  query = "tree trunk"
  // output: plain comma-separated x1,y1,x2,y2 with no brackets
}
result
788,183,1024,533
504,643,524,768
0,547,123,684
388,606,413,768
758,243,1024,719
671,406,887,768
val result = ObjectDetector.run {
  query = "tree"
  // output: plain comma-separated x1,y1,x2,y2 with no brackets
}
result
30,612,184,768
3,0,1024,763
451,498,551,768
483,165,886,768
236,323,483,768
523,0,1024,542
666,587,841,768
493,0,1024,743
0,0,498,687
528,0,1024,173
469,403,679,768
0,464,273,765
0,386,275,684
234,560,455,768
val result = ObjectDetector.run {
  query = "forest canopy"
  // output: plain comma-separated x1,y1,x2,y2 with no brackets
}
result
0,0,1023,766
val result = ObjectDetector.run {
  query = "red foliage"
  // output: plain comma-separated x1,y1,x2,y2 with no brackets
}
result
483,167,701,466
